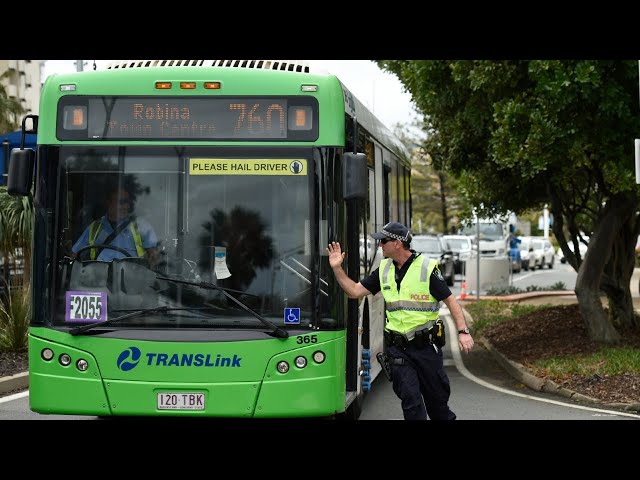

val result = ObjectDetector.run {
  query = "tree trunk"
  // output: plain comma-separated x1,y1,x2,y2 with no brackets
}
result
574,194,637,343
575,265,620,343
438,172,449,233
600,207,640,330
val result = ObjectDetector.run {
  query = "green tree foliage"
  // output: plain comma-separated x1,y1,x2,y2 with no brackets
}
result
378,60,640,342
0,71,25,132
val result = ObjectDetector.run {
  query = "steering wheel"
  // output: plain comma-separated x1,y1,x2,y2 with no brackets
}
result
75,244,133,260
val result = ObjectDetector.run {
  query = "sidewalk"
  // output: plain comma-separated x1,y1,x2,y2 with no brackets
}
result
0,372,28,397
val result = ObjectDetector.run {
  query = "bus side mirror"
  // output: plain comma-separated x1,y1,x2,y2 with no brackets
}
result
7,148,35,196
343,152,367,200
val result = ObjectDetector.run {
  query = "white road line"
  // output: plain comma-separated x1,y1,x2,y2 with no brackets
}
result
0,390,29,403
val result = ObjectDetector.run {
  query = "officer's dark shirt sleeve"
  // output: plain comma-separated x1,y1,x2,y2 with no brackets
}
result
360,267,381,295
430,268,452,301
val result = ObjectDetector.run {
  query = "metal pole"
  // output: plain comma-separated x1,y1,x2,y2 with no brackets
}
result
2,139,9,181
636,61,640,184
635,139,640,185
476,214,480,300
543,204,549,239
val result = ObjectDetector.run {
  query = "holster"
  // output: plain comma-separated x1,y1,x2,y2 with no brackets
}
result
430,318,446,347
376,352,393,382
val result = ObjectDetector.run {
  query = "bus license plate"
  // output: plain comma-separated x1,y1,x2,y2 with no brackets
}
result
157,392,205,410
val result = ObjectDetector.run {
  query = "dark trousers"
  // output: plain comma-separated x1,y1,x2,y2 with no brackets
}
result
387,341,456,421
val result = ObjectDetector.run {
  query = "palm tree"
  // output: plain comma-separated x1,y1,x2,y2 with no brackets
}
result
0,70,25,133
0,187,33,288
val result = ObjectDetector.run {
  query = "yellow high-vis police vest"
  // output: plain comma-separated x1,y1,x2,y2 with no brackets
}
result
88,219,145,260
379,255,441,335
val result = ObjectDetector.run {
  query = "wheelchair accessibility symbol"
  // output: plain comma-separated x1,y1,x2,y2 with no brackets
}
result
284,308,300,325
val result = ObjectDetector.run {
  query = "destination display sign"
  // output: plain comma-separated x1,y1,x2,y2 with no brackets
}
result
57,96,318,141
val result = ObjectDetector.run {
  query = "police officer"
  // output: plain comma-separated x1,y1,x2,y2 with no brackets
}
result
72,185,159,266
326,222,474,420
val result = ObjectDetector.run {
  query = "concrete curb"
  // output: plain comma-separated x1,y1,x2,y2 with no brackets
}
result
0,372,28,396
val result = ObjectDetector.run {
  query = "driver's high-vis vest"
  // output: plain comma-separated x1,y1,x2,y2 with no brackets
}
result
88,219,145,260
379,255,441,336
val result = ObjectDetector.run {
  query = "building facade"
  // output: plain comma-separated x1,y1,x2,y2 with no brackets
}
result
0,60,44,117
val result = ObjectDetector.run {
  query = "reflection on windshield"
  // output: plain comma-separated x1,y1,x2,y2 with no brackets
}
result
50,148,319,329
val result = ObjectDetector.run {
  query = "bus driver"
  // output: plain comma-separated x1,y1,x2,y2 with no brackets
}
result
72,185,160,267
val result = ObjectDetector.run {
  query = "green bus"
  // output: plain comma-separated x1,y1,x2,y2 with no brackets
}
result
8,60,411,418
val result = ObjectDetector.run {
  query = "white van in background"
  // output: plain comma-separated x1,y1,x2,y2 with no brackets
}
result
460,220,509,258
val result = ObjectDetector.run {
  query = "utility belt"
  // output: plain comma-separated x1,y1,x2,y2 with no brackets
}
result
384,319,445,349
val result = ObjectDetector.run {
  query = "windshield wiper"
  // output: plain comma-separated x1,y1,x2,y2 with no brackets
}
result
69,306,172,335
156,275,289,339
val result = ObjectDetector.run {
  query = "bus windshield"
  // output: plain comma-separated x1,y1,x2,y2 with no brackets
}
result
45,146,318,329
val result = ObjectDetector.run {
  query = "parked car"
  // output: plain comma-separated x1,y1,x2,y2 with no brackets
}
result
531,237,555,269
518,237,537,271
442,234,474,275
411,235,455,286
558,236,589,264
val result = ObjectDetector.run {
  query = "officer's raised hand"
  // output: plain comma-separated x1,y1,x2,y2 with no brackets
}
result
326,241,346,269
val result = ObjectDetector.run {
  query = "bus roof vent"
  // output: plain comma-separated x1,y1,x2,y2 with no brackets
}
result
106,60,311,73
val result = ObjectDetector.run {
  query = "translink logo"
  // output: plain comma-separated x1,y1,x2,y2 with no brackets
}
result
116,347,242,371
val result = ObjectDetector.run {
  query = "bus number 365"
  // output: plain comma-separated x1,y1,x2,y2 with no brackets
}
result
296,335,318,344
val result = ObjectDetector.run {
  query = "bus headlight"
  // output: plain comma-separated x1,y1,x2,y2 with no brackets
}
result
312,351,326,364
276,361,289,374
41,348,54,361
294,356,307,368
59,353,72,366
76,359,89,371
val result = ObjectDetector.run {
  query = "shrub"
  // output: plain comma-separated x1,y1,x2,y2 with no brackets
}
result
485,282,567,296
464,300,547,337
0,284,30,351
